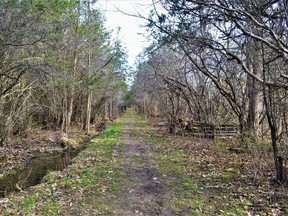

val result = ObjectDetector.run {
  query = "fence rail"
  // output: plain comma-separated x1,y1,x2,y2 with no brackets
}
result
155,120,239,140
178,121,238,140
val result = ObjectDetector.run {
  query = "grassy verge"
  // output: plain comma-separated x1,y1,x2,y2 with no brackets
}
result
1,119,125,215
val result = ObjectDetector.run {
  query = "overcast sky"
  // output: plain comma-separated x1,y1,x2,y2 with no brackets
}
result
96,0,154,69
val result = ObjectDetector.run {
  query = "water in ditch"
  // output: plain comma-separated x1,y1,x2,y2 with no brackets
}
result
0,150,78,197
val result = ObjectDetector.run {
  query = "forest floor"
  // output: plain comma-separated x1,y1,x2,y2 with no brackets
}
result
1,110,288,215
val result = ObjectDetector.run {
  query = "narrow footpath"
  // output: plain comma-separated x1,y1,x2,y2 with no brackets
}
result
105,112,173,215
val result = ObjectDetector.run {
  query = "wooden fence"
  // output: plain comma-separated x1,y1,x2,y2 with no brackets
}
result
190,122,238,140
155,120,239,140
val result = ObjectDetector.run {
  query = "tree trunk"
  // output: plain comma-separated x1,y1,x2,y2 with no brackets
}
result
104,100,108,120
143,96,147,120
238,113,247,145
66,90,74,133
61,107,66,133
246,40,261,140
247,75,260,139
269,120,285,183
264,84,286,183
109,97,113,119
85,91,92,135
61,88,67,133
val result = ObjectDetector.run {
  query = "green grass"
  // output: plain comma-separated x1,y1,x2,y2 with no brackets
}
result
1,210,7,216
22,197,36,214
39,203,61,216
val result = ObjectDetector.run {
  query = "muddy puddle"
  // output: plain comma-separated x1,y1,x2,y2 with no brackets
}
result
0,150,78,197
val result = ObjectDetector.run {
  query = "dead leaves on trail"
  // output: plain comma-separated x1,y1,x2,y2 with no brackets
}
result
166,135,288,215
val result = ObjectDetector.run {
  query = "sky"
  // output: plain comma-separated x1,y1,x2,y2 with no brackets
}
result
96,0,154,70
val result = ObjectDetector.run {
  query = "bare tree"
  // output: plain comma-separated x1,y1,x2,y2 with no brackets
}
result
143,0,288,182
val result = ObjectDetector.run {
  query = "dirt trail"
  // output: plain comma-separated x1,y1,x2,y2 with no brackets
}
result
108,115,173,215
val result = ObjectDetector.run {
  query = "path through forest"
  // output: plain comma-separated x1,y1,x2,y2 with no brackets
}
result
1,110,287,215
106,112,173,215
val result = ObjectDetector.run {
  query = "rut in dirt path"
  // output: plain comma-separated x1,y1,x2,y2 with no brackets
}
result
108,115,173,215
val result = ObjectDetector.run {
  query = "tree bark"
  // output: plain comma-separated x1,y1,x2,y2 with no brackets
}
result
246,40,261,140
85,91,92,134
66,92,74,133
109,97,113,119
